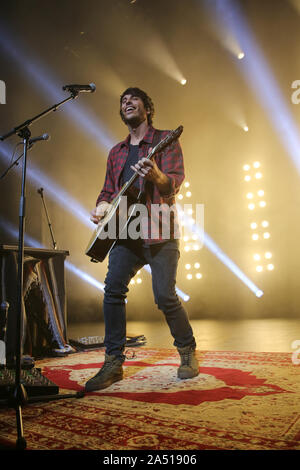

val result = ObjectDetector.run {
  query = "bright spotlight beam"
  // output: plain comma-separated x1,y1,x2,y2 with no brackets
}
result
178,204,263,297
204,0,300,173
0,216,105,292
143,35,186,85
0,21,115,151
0,142,91,228
203,232,263,298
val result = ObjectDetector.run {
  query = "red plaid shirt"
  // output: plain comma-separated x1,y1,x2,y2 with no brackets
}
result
96,125,185,244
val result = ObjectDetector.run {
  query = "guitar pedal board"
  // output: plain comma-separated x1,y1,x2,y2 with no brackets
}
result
69,334,147,351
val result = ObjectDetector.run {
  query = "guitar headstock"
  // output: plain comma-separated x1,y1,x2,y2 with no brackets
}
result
149,125,183,157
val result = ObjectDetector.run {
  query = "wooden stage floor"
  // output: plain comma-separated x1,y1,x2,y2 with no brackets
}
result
67,318,300,353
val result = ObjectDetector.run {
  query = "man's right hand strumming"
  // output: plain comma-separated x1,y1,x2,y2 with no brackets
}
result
90,201,111,225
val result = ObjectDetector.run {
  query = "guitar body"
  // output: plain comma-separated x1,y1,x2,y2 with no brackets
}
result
85,206,118,262
85,191,138,262
85,125,183,263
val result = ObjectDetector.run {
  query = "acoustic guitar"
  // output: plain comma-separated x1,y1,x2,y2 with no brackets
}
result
85,125,183,262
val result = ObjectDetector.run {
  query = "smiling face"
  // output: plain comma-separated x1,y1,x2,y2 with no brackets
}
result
120,94,150,128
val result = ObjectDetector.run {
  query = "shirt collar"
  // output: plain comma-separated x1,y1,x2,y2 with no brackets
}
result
120,125,156,147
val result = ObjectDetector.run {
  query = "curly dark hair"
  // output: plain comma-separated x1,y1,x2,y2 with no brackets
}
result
120,87,155,126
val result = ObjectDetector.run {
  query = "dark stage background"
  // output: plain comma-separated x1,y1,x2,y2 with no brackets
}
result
1,0,300,325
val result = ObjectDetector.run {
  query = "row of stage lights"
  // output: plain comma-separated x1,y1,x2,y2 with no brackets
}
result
178,182,203,281
129,181,202,286
243,161,274,273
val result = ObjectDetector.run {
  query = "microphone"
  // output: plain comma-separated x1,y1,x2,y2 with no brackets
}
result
62,83,96,93
37,187,44,195
29,133,50,145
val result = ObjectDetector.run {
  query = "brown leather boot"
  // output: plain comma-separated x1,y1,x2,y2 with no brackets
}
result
85,354,124,392
177,345,199,379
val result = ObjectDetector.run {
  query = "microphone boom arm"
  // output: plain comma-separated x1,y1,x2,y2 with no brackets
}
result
0,93,78,141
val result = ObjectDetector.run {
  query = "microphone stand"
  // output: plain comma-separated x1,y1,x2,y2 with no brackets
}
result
0,91,84,450
37,188,57,250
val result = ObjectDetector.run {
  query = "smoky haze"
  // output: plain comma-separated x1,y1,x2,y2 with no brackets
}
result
0,0,300,324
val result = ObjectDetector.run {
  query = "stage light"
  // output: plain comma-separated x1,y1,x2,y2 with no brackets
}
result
143,34,186,86
193,244,200,250
185,263,191,270
238,52,245,59
178,194,184,200
267,264,274,270
244,175,251,181
250,222,257,229
265,252,272,259
184,246,191,252
262,220,269,227
246,192,254,199
194,262,200,268
253,254,261,261
186,191,192,197
196,273,202,279
259,201,266,208
255,172,262,179
205,0,300,173
248,203,255,210
263,232,270,239
243,164,250,171
177,203,264,297
256,266,263,272
136,278,142,284
186,274,193,280
243,125,248,131
252,234,259,240
184,182,190,187
257,190,264,197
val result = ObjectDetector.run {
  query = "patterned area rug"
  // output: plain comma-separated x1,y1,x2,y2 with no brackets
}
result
1,348,300,450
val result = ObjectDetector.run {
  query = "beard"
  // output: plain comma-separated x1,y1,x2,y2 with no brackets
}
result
121,109,148,128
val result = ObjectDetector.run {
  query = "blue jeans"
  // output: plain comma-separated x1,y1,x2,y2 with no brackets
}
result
103,239,196,357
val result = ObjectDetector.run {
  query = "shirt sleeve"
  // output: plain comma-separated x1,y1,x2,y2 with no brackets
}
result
159,138,185,199
95,150,115,206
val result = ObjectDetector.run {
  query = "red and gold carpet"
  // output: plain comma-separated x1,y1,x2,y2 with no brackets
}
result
1,348,300,450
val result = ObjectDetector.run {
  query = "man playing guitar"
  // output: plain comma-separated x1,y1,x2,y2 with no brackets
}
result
84,87,199,392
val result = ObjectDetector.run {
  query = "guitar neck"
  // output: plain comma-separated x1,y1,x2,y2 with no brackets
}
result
118,126,183,198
